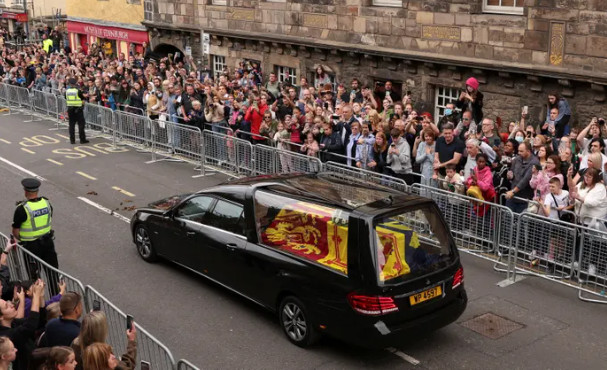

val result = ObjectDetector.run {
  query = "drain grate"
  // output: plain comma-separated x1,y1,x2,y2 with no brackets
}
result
460,312,524,339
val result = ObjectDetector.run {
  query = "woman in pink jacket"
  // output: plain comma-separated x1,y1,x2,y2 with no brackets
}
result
465,153,496,217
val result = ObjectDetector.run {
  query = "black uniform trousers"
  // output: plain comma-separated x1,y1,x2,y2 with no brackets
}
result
22,234,59,295
68,106,86,143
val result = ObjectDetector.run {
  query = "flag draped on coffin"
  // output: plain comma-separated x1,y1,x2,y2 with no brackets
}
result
261,202,349,273
260,202,433,278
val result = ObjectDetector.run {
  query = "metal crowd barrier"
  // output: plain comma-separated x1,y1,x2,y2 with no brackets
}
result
0,233,199,369
84,285,176,370
177,359,201,370
84,102,114,137
410,183,514,266
114,110,152,150
202,129,254,176
324,161,408,193
150,120,204,173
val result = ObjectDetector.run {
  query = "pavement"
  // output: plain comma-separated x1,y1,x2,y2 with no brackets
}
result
0,111,606,369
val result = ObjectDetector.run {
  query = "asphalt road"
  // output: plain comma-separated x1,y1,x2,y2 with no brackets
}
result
0,112,606,369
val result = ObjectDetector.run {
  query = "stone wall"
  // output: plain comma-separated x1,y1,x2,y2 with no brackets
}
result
147,0,607,81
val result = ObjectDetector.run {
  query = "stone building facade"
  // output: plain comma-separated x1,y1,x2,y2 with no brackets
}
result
143,0,607,127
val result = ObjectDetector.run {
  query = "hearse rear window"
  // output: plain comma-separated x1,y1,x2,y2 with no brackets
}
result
374,207,453,284
254,190,349,274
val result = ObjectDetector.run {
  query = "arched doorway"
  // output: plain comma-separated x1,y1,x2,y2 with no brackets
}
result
152,43,184,61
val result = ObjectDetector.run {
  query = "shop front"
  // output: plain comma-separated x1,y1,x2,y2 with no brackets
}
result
0,11,29,35
66,20,148,56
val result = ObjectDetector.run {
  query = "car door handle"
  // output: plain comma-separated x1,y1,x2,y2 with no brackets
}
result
186,232,196,237
226,243,237,251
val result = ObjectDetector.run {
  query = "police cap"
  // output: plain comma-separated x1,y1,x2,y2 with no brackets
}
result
21,178,41,192
68,78,77,86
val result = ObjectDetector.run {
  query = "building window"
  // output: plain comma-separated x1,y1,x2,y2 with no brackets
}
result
276,66,297,85
126,0,141,4
483,0,524,15
372,0,402,7
213,55,227,79
434,86,460,121
211,0,227,5
144,0,153,21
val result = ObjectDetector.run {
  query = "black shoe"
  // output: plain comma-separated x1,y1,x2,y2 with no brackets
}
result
80,140,90,144
70,141,76,144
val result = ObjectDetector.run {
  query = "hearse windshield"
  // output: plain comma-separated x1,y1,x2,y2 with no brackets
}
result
373,205,454,285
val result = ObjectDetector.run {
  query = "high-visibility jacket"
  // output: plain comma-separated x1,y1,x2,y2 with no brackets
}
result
19,198,52,242
42,38,53,53
66,88,83,107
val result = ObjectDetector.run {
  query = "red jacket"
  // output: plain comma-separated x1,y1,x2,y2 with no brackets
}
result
245,103,268,141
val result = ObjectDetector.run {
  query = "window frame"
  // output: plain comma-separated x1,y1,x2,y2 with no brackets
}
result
275,65,297,86
206,199,246,237
211,0,227,5
371,0,402,7
434,86,460,122
212,55,227,80
482,0,524,15
174,195,216,223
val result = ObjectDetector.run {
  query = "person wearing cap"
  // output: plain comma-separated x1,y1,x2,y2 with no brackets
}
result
456,77,484,133
65,78,89,145
11,178,59,270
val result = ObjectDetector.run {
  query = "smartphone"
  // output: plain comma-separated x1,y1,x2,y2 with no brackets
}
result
324,102,328,109
93,300,101,311
59,274,65,284
522,106,528,115
140,361,151,370
126,314,134,331
406,90,412,96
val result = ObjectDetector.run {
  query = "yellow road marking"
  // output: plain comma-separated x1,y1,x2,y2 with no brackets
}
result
112,186,135,197
21,148,35,154
0,139,11,144
47,159,63,166
76,171,97,180
56,134,70,140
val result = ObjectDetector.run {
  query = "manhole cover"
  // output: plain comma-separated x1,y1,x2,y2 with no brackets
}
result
460,312,524,339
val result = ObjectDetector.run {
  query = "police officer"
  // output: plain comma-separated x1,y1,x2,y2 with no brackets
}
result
11,178,59,270
66,78,89,145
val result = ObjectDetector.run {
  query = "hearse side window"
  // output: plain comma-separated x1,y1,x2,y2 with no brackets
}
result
374,206,453,284
254,190,350,274
206,199,246,236
175,196,215,223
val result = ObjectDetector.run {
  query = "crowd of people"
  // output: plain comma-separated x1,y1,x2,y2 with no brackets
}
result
1,26,607,264
0,238,137,370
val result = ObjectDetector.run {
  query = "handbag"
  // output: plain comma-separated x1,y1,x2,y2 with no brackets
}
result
551,193,574,223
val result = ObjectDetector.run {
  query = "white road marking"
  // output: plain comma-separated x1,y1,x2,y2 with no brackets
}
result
21,148,36,154
386,347,420,366
77,196,131,224
0,138,11,144
0,155,46,180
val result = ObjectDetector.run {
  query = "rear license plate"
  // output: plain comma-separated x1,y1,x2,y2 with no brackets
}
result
409,286,442,306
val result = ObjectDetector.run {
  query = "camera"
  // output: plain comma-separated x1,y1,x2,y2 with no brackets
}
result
599,118,605,126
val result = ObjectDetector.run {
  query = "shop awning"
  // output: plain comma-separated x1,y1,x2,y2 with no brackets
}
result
0,11,28,22
66,21,148,44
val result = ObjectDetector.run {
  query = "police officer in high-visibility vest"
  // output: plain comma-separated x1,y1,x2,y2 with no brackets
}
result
66,78,89,145
12,178,59,270
42,34,53,54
